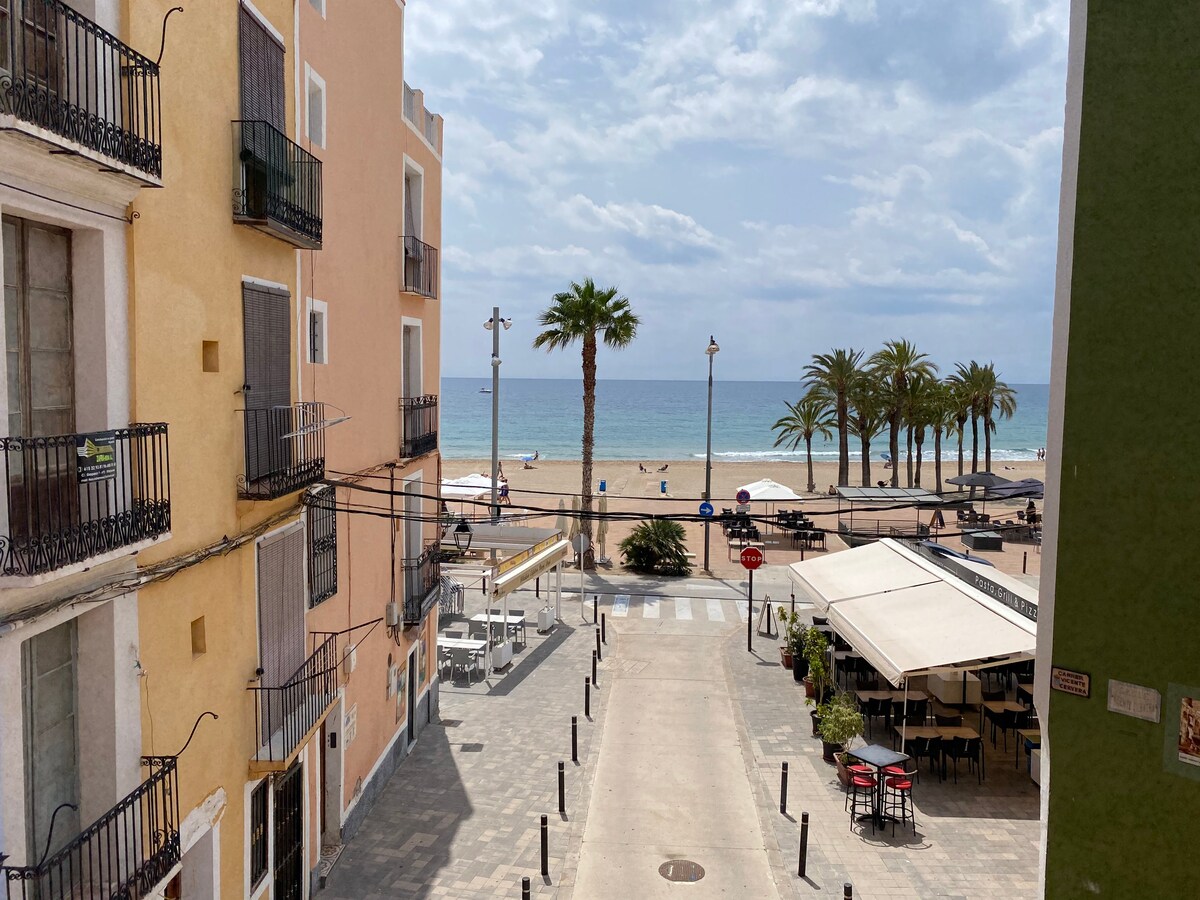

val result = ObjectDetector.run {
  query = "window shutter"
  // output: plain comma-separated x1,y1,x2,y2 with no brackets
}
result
239,3,285,130
257,525,306,684
404,176,416,239
308,489,338,606
242,282,291,483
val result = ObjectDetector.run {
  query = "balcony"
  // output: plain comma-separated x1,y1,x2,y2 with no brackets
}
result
248,635,338,774
238,403,326,501
402,235,439,299
0,423,170,578
401,545,440,625
398,395,438,458
1,755,180,900
0,0,162,182
402,82,442,156
232,120,322,249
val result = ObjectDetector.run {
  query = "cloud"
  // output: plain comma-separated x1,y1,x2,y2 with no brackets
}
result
401,0,1069,382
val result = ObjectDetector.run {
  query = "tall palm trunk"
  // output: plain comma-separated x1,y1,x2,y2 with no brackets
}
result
905,425,914,488
805,435,816,493
836,399,849,487
888,414,901,488
956,429,965,489
580,335,597,568
914,427,925,487
984,412,994,473
970,412,980,473
933,427,943,492
859,432,872,486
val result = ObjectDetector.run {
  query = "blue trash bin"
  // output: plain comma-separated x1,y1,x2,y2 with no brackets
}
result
599,479,607,493
660,480,667,494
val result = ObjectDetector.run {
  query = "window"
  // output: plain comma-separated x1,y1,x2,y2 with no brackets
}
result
242,281,291,485
308,489,337,607
308,0,326,16
249,780,268,888
305,65,325,148
239,5,284,129
308,299,327,365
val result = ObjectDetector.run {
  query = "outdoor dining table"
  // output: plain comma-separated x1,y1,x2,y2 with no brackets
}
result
893,725,985,780
438,637,487,651
846,743,911,828
1017,729,1041,770
1015,682,1035,707
980,699,1027,743
469,613,526,641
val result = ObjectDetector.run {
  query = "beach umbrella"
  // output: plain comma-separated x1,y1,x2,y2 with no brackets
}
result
985,478,1045,501
946,472,1010,515
568,495,581,541
597,495,609,563
555,498,568,535
881,451,892,462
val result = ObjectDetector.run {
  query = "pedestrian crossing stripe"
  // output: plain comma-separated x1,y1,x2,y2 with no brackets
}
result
642,596,660,618
674,597,692,619
612,595,629,617
706,598,725,621
737,601,749,622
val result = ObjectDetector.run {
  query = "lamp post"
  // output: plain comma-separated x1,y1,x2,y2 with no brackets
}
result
483,309,511,672
703,336,719,574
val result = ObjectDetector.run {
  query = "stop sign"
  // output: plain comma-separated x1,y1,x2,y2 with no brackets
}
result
740,546,764,570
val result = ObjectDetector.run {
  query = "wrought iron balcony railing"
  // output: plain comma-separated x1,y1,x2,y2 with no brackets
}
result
232,120,323,249
398,394,438,458
0,423,170,577
402,236,439,299
402,545,441,625
0,0,162,179
238,403,326,501
1,755,180,900
249,635,338,771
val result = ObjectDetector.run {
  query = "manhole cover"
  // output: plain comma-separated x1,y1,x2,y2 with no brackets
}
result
460,743,484,752
658,859,705,882
439,719,462,728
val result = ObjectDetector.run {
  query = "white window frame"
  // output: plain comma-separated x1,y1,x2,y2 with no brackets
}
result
402,156,424,240
305,64,327,149
308,0,327,18
307,298,328,365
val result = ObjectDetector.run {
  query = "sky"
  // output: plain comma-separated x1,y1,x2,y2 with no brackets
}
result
405,0,1070,384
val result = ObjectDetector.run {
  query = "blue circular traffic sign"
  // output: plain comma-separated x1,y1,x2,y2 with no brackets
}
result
736,489,751,504
699,502,714,518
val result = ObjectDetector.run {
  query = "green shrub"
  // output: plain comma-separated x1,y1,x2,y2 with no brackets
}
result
618,520,692,576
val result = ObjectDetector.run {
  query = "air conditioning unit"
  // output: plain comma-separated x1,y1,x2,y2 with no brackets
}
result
385,601,400,627
343,647,357,677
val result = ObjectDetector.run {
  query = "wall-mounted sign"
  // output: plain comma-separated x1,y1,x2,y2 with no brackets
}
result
1050,666,1090,697
915,544,1038,621
76,431,117,483
1108,679,1161,723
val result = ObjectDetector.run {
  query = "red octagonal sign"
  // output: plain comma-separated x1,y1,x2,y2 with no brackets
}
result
740,546,764,570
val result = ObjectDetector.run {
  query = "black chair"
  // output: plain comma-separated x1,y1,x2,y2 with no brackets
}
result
894,697,928,726
863,697,890,737
992,709,1023,750
942,736,984,783
901,736,942,783
981,687,1006,702
935,713,964,727
882,768,918,835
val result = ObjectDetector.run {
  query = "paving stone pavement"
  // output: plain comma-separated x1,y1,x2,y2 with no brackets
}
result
321,595,610,899
322,575,1040,899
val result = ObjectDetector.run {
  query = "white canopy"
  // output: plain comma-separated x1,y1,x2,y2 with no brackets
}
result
788,539,1037,686
441,474,495,500
737,478,803,502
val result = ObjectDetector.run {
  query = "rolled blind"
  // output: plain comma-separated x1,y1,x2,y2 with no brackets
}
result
239,3,285,130
242,282,290,411
258,524,306,689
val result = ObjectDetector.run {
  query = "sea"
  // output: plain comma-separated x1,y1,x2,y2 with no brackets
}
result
440,378,1049,463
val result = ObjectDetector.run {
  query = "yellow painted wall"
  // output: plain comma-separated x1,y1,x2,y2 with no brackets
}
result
125,2,304,897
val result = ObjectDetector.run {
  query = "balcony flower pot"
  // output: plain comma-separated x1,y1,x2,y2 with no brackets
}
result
821,739,841,763
810,710,822,737
792,653,809,682
835,752,853,787
780,645,793,669
818,693,865,769
804,676,816,699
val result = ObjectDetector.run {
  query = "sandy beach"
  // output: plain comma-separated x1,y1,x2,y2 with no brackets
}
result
443,457,1047,581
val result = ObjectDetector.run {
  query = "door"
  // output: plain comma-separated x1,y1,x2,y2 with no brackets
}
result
3,217,78,549
242,282,291,485
406,644,418,744
23,619,80,871
256,525,305,744
238,3,286,218
403,481,422,606
272,762,303,900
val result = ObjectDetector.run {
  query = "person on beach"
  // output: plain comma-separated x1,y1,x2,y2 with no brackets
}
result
533,450,539,460
657,464,669,472
638,463,647,473
499,481,511,505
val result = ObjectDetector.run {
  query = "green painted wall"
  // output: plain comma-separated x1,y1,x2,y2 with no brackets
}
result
1046,1,1200,896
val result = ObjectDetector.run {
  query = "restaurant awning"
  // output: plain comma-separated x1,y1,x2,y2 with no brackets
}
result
738,478,804,502
441,474,494,500
835,486,951,505
787,539,1037,686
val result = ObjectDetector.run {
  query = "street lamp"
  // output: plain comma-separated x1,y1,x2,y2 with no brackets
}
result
452,518,473,552
482,310,511,672
703,336,719,574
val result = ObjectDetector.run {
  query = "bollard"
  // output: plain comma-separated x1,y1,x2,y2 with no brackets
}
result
844,883,853,899
596,626,602,661
571,716,578,763
541,815,549,879
558,761,566,816
1023,551,1028,574
593,595,598,624
522,875,531,899
585,677,591,718
780,762,789,815
602,612,607,644
798,811,809,877
592,650,598,687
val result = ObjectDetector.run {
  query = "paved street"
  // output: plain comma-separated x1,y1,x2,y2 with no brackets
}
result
322,570,1039,898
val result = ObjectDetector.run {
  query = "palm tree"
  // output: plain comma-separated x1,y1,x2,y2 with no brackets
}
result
868,340,938,488
906,373,938,488
947,375,973,487
978,363,1018,473
804,349,864,487
928,380,956,492
533,278,640,568
949,361,986,475
848,378,886,487
771,390,833,493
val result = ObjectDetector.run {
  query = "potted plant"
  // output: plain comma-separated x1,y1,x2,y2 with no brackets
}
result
776,608,798,669
818,692,865,767
803,627,831,734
